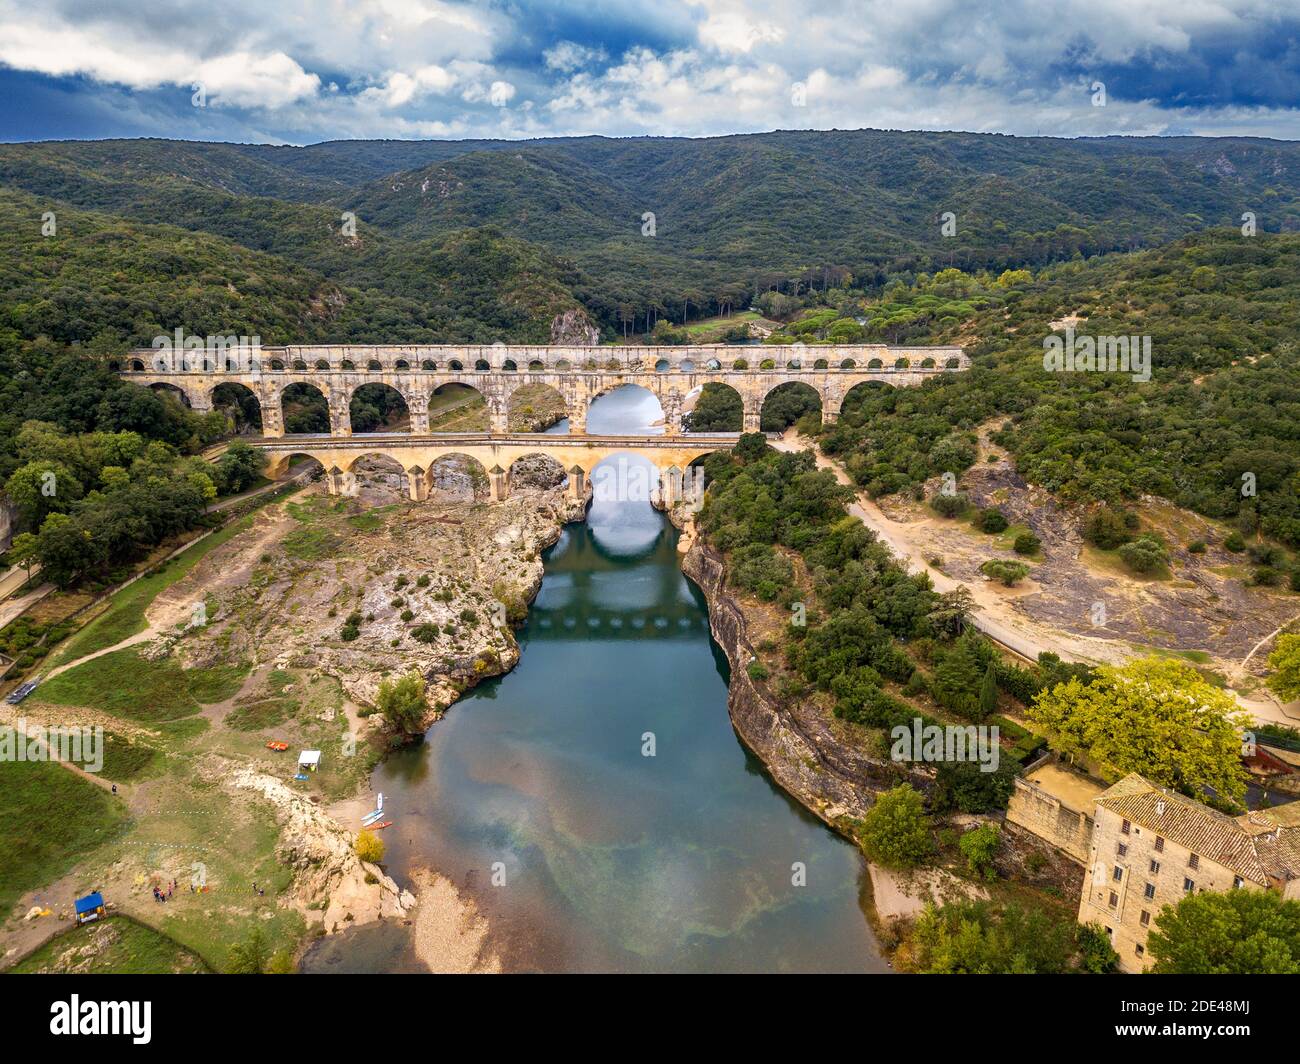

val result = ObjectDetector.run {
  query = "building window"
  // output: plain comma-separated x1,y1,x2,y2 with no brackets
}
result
1113,865,1123,882
1108,891,1118,907
1233,876,1244,889
1117,843,1128,857
1154,836,1164,853
1140,910,1150,927
1149,859,1160,874
1144,882,1155,900
1184,878,1195,892
1188,853,1199,870
1121,819,1131,835
1136,943,1145,956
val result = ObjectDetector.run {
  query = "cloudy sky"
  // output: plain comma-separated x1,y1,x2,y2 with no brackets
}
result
1,0,1297,144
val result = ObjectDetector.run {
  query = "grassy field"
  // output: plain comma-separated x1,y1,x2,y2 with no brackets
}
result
37,648,249,721
0,759,130,916
11,915,210,974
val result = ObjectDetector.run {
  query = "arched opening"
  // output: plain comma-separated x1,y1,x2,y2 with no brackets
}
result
130,358,145,372
759,358,776,370
604,358,622,371
945,356,961,369
474,359,490,372
527,360,545,372
704,357,721,370
292,359,308,371
366,359,383,371
655,359,671,373
840,358,857,369
867,358,884,369
429,382,487,432
269,359,286,371
281,383,330,435
555,359,572,371
589,452,659,554
107,360,121,372
760,381,822,433
315,359,330,370
429,453,489,503
788,357,802,370
583,358,598,370
679,359,696,373
508,382,567,433
340,359,355,370
350,383,409,434
842,380,896,423
502,359,518,372
149,382,190,409
395,359,410,370
422,359,437,371
212,382,262,435
920,357,936,369
347,453,408,503
586,384,664,435
732,358,749,370
894,357,910,369
508,453,566,492
683,383,743,432
448,359,465,371
267,452,325,484
814,358,829,369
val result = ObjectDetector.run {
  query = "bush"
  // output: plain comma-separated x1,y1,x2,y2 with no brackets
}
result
1084,508,1132,550
355,830,385,864
858,784,934,869
1077,922,1120,973
959,823,1000,879
376,672,427,736
1013,531,1041,555
1225,531,1246,552
1118,534,1168,574
1187,540,1207,554
975,508,1008,533
746,660,770,681
931,492,969,518
980,559,1030,586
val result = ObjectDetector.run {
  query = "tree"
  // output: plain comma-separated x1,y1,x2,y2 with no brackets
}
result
959,822,1000,879
1013,531,1041,555
1266,634,1300,702
225,928,270,974
1076,923,1119,973
1147,890,1300,974
5,459,83,526
355,829,385,864
908,900,1073,974
1118,534,1168,574
1028,656,1251,802
979,559,1030,586
376,671,428,737
928,585,975,637
8,531,38,581
978,662,998,717
858,783,933,869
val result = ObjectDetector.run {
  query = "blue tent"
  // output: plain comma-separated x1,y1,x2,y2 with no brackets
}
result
74,892,104,924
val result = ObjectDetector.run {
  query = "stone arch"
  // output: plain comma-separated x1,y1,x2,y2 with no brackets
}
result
130,358,145,372
149,382,191,408
760,381,822,432
840,358,857,369
507,382,567,433
814,357,829,369
395,359,410,370
555,359,572,371
315,359,330,370
894,357,910,369
448,359,465,371
428,382,487,432
507,452,566,491
340,359,356,370
428,452,489,503
263,451,325,481
474,359,490,372
350,382,409,434
945,356,961,369
703,357,722,370
342,452,409,500
867,358,884,369
655,358,671,373
502,359,518,372
527,359,545,372
842,379,896,419
211,382,262,433
586,383,664,435
269,358,287,371
920,356,936,368
292,359,308,371
678,358,696,373
684,382,743,432
759,357,776,370
366,359,383,371
732,357,749,370
281,382,330,435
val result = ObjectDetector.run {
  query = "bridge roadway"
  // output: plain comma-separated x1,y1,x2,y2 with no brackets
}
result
254,431,755,503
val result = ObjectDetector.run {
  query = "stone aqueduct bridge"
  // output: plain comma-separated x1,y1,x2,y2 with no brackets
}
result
119,342,967,502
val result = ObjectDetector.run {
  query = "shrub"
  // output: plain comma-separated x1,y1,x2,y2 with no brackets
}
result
858,784,934,869
1084,508,1132,550
1225,531,1246,553
975,508,1008,533
416,574,431,588
1013,531,1041,555
747,661,770,682
1118,534,1168,574
1187,540,1207,554
411,623,439,643
1077,923,1120,973
400,609,414,622
355,830,385,864
979,559,1030,586
958,823,1000,879
931,492,969,518
340,623,360,641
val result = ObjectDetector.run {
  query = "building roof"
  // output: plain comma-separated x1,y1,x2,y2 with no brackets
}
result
75,892,104,913
298,750,321,765
1095,774,1300,887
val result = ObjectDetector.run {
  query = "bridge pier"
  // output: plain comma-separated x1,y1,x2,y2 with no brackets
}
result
742,406,761,433
488,464,508,502
406,465,430,502
566,465,587,501
659,465,681,508
325,466,356,496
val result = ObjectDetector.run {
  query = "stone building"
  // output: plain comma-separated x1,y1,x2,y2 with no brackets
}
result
1079,773,1300,972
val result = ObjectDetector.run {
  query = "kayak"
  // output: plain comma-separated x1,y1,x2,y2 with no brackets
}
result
369,821,393,829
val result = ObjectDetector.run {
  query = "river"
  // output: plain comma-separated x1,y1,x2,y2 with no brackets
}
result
304,386,886,973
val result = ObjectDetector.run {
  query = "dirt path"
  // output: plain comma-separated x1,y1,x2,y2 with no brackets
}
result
776,432,1300,727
